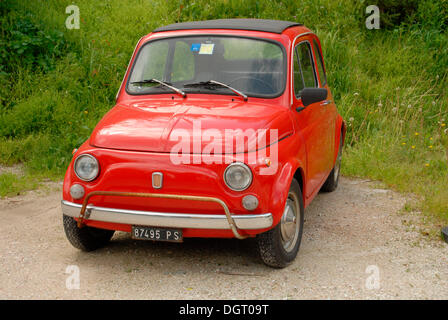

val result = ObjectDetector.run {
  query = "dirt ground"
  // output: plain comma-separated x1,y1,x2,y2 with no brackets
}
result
0,177,447,299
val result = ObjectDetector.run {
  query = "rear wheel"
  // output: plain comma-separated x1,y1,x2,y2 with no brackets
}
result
321,135,343,192
256,179,304,268
63,215,114,251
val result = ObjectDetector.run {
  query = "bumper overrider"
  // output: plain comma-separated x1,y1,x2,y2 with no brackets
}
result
61,191,273,239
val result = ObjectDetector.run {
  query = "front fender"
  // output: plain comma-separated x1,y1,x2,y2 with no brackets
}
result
267,134,306,228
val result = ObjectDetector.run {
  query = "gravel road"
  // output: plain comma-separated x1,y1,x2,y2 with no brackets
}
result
0,177,447,299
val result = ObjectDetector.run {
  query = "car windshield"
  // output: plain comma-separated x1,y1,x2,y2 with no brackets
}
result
127,36,286,98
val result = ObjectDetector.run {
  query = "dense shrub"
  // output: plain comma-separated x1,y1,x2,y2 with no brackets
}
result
0,10,65,74
0,0,67,107
363,0,448,30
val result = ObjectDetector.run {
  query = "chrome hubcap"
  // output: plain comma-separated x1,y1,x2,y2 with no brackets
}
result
280,192,300,252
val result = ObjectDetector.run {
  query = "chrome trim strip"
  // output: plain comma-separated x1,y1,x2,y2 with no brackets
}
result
115,36,143,101
61,200,273,230
290,31,315,106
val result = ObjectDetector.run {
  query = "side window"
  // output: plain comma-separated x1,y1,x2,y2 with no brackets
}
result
293,49,304,94
313,39,327,86
293,41,317,98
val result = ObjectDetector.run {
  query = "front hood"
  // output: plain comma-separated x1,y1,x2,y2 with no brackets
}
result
90,99,293,154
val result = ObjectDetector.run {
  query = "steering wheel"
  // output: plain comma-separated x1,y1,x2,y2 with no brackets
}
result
228,76,275,94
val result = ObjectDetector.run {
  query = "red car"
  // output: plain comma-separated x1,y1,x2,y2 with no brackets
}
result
62,19,345,268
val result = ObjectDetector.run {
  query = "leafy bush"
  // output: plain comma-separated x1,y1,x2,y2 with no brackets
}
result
375,0,419,28
0,0,66,107
0,12,65,75
363,0,448,30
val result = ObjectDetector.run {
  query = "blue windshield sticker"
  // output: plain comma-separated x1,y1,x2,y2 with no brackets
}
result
191,43,201,52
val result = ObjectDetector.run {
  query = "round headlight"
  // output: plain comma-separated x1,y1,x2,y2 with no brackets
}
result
224,162,252,191
74,154,99,181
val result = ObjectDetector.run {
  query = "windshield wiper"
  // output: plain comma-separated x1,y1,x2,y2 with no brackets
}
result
184,80,248,101
131,78,186,98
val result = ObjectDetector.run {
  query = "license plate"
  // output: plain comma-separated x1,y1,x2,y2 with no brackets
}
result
131,226,183,242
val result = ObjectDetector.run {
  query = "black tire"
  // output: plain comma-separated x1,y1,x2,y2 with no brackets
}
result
63,215,114,251
256,179,304,268
321,135,343,192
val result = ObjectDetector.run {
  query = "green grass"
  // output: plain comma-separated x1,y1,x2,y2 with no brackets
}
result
0,172,40,197
0,0,447,227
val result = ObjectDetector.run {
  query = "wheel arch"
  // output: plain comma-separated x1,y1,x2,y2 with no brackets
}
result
334,115,346,164
292,166,305,202
269,159,306,227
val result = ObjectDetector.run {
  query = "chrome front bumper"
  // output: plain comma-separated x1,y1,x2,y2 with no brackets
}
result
61,200,273,230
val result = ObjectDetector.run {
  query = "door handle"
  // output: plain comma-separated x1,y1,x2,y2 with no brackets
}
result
320,100,332,106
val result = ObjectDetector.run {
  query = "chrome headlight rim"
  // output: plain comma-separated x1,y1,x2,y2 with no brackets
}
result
223,162,253,192
73,154,100,182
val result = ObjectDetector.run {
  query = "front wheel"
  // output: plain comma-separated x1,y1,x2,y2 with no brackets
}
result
256,179,304,268
63,215,114,251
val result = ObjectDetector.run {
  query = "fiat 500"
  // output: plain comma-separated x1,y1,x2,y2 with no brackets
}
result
62,19,345,268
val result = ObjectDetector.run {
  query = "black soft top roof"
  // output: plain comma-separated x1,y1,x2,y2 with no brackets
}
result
153,19,302,34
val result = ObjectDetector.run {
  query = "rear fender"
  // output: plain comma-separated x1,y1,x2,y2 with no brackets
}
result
333,115,346,164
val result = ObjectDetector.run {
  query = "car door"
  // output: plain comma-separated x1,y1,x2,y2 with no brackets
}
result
311,38,337,167
292,38,333,198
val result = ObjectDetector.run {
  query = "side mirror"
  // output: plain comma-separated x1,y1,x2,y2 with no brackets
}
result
300,88,328,107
